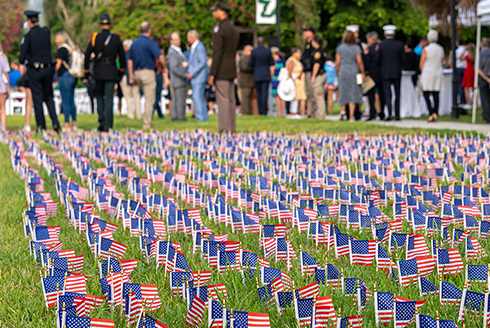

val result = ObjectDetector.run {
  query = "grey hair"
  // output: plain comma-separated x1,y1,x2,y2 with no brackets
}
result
427,29,439,43
366,31,378,42
122,39,133,48
169,32,179,41
187,29,200,39
482,38,490,48
140,21,151,34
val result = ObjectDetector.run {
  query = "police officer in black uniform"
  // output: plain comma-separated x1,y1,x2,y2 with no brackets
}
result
84,14,125,132
301,27,316,117
19,10,60,133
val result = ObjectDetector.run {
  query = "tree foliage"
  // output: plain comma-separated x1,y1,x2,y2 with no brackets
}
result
37,0,429,57
0,0,25,61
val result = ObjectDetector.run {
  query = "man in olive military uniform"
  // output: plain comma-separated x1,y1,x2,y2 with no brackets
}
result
301,27,316,117
310,35,327,119
208,2,239,133
84,14,126,132
19,10,60,133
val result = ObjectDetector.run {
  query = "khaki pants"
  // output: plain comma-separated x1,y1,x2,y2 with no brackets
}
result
304,72,316,115
240,86,254,115
120,76,141,119
215,79,236,133
312,74,326,119
134,69,156,129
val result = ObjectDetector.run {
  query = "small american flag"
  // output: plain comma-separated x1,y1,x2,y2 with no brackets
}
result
185,295,206,327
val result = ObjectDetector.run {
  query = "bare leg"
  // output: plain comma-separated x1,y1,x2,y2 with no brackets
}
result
465,87,470,106
349,103,355,122
208,102,214,114
300,100,306,117
275,96,284,117
25,87,32,127
0,94,6,130
375,93,381,114
327,90,333,115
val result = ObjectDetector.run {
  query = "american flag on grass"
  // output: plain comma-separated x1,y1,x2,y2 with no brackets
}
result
300,250,318,276
230,310,271,328
135,312,168,328
440,281,462,304
437,248,463,277
64,315,115,328
124,289,142,326
349,239,376,266
458,289,485,321
185,295,206,327
122,283,161,312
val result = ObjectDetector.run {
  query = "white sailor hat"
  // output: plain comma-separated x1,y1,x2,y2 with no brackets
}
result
346,25,359,33
382,24,397,35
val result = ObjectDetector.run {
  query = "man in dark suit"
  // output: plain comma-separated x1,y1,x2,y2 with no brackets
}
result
248,37,274,115
19,10,60,133
364,31,384,121
239,45,255,115
376,24,404,121
84,14,126,131
209,2,239,133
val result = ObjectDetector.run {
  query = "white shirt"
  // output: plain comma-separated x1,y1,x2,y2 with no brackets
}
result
455,45,467,69
190,40,200,59
170,44,187,61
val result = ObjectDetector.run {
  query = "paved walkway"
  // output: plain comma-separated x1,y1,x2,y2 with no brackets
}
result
325,115,490,133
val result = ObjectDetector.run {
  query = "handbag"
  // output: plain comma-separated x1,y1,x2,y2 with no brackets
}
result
277,67,289,82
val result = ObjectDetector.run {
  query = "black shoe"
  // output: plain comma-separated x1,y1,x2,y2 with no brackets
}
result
53,125,61,134
171,117,178,122
378,113,385,120
384,116,393,121
97,122,104,132
364,117,376,122
395,117,401,121
180,118,187,122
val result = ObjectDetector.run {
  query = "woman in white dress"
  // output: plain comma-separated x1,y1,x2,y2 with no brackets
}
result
420,29,445,122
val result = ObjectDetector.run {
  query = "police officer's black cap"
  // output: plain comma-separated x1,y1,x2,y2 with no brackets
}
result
303,26,316,34
211,2,231,13
24,10,40,19
99,13,111,25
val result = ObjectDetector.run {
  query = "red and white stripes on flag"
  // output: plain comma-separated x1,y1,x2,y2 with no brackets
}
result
185,296,206,327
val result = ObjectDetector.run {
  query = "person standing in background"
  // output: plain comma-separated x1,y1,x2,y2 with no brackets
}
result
209,2,239,133
0,46,10,131
478,39,490,123
84,14,126,132
455,39,468,106
271,47,285,117
301,27,316,117
336,31,364,122
54,31,78,132
127,22,165,129
376,24,404,121
120,39,141,120
310,36,327,120
167,32,189,121
187,29,210,122
153,36,165,119
364,31,384,121
324,54,336,115
461,43,476,109
8,62,21,90
238,45,254,116
248,37,274,116
19,10,61,133
414,38,428,56
420,29,445,122
286,48,307,117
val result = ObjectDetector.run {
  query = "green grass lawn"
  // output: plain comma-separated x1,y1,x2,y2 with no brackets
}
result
0,113,487,327
4,112,479,136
